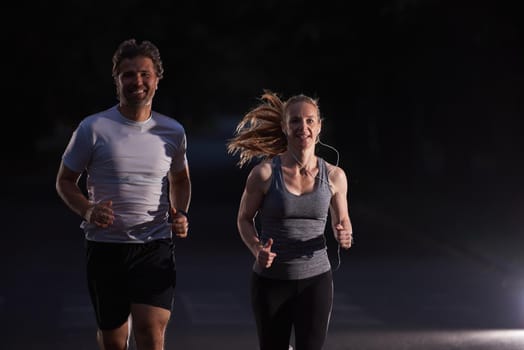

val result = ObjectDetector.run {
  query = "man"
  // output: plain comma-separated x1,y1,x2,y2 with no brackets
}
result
56,38,191,350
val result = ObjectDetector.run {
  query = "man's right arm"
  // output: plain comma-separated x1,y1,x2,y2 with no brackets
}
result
55,161,92,220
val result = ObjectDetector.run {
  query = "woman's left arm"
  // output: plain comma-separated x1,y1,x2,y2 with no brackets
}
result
328,166,353,249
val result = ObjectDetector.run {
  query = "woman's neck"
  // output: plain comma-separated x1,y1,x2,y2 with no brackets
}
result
285,149,316,174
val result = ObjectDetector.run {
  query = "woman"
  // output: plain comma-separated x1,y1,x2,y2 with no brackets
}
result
227,90,353,350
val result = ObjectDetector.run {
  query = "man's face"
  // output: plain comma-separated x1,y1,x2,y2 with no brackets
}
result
116,56,158,108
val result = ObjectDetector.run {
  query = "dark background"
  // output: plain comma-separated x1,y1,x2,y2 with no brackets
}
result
6,0,523,191
2,0,523,278
2,1,524,348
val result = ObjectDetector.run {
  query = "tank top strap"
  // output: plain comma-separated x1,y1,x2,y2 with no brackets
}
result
317,157,329,188
270,156,284,191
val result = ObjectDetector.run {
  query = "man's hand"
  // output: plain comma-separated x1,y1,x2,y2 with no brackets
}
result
85,200,114,228
171,207,189,238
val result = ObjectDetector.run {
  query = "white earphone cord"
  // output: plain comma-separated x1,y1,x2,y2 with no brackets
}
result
317,139,346,272
317,139,340,167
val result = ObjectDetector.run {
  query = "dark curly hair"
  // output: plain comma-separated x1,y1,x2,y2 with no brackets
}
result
112,38,164,80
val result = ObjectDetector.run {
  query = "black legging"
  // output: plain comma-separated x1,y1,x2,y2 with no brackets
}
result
251,270,333,350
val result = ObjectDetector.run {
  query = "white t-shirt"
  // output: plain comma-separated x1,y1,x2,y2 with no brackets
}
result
62,105,187,243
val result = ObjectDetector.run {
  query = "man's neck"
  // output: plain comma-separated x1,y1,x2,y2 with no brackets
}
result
118,104,152,122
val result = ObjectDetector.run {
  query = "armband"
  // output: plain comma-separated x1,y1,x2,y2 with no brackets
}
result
176,209,189,219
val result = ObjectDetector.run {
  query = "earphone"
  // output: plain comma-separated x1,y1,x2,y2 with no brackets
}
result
286,137,348,272
317,139,347,272
317,139,339,167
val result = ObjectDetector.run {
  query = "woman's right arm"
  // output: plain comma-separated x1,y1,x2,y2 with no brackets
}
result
236,162,271,257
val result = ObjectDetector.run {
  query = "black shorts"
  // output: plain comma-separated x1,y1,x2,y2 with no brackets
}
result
86,238,177,330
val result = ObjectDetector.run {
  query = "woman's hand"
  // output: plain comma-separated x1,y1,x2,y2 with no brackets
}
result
256,238,277,268
334,223,352,249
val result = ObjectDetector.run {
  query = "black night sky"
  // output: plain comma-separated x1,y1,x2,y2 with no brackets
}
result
2,2,524,348
4,0,524,213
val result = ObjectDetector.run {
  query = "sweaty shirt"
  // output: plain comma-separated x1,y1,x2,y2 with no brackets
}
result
255,155,333,280
62,105,187,243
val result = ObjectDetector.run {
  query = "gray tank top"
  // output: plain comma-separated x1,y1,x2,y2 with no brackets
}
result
254,155,332,280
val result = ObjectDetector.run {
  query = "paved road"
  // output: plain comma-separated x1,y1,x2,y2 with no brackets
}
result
1,156,524,349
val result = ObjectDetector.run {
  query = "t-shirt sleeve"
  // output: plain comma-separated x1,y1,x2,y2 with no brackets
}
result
62,121,93,173
170,132,188,173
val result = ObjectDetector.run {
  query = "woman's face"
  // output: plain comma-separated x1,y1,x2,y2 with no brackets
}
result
283,101,321,150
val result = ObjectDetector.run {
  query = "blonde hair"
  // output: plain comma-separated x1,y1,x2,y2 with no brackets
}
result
227,90,321,168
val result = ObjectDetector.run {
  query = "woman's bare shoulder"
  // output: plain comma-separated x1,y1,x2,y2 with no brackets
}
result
324,161,348,190
251,159,273,181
